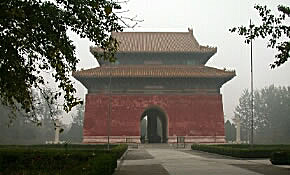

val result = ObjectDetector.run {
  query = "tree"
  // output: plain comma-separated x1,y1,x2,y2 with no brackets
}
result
256,85,290,143
230,5,290,68
32,87,63,140
61,103,84,143
34,87,63,121
0,0,123,120
0,103,54,144
224,120,236,142
235,85,290,144
234,89,251,142
0,88,64,144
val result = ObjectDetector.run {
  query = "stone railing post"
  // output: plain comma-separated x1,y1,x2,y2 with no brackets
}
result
54,119,61,144
232,117,241,144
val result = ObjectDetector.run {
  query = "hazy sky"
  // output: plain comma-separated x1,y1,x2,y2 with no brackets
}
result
70,0,290,121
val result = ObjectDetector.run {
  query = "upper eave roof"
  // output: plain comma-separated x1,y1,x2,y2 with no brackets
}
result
73,65,235,79
90,29,217,54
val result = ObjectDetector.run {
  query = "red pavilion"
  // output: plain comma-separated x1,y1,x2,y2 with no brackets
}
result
73,29,235,144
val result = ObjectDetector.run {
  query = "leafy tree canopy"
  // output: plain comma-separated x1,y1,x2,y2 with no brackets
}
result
0,0,123,120
230,5,290,68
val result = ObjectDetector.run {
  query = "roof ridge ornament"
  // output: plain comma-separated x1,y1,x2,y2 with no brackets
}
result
188,27,193,35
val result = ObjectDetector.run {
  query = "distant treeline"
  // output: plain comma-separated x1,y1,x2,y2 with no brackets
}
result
0,97,84,144
225,85,290,144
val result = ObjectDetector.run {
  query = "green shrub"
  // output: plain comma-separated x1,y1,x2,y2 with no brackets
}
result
0,144,117,150
270,151,290,165
111,144,128,159
0,144,128,175
88,153,115,175
191,144,290,158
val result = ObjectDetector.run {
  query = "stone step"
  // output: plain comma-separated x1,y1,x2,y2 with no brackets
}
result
136,143,190,149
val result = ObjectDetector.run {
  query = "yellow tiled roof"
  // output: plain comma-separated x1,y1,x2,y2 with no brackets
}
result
73,65,235,79
90,29,217,53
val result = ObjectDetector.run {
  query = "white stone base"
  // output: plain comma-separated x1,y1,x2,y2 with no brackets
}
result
168,136,225,144
83,135,225,144
83,136,141,144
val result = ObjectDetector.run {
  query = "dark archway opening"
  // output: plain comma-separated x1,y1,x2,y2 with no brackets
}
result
140,107,168,143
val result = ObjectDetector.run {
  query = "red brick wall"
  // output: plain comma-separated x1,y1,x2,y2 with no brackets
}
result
83,94,225,140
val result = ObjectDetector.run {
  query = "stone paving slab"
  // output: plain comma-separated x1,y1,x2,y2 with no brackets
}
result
124,149,154,160
147,149,261,175
183,149,290,174
181,150,236,159
114,164,170,175
230,163,290,175
114,147,290,175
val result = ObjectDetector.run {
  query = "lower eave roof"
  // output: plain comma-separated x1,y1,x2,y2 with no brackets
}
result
73,65,235,79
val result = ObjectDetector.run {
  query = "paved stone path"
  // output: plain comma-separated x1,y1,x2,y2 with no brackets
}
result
114,147,290,175
124,149,154,160
115,149,169,175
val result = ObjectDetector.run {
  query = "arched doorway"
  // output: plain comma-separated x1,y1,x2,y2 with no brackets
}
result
140,107,168,143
